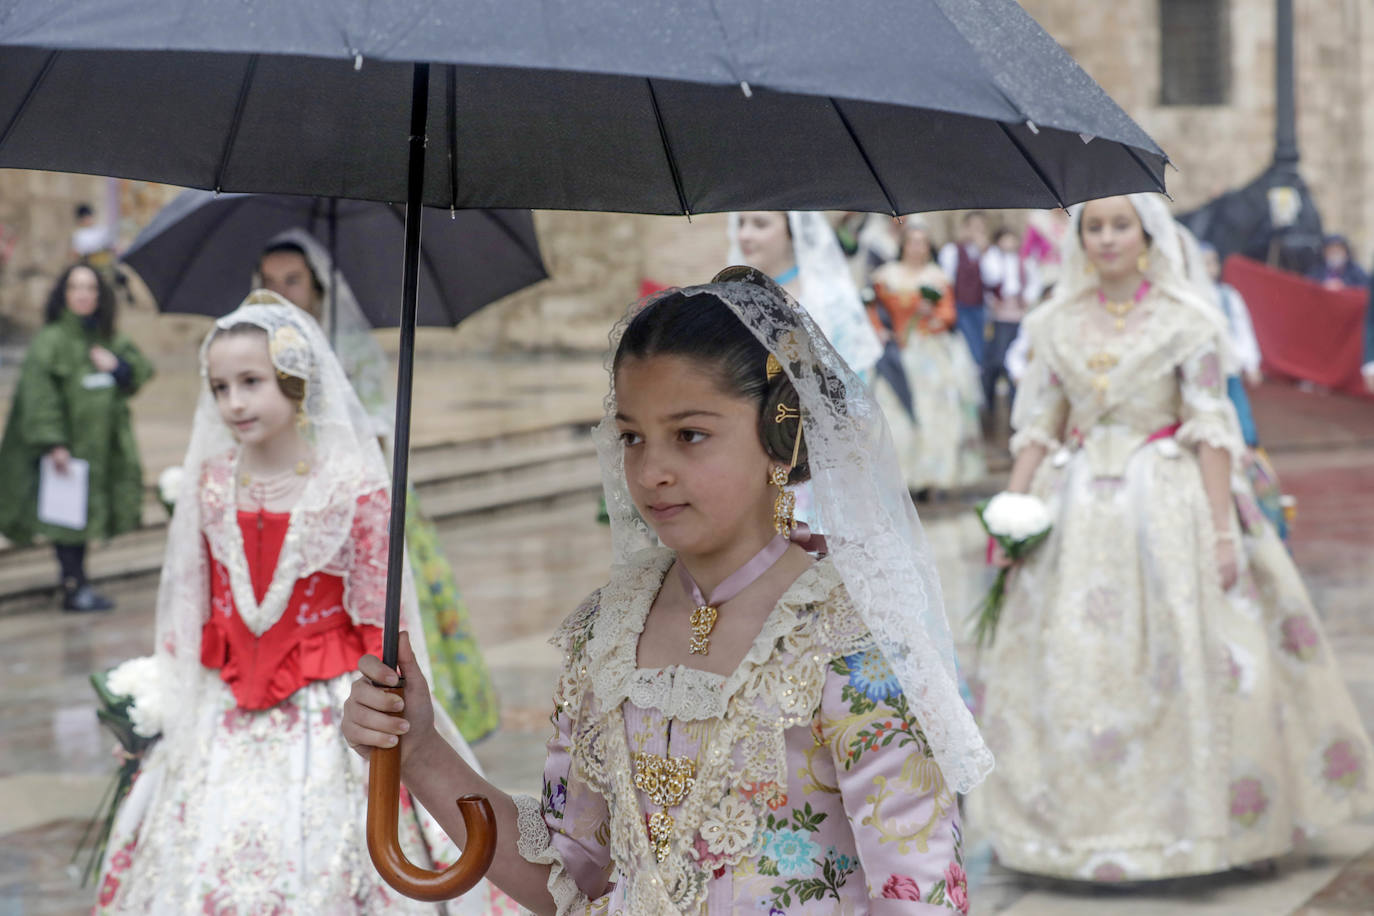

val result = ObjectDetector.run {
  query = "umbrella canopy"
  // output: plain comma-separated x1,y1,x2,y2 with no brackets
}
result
121,191,546,325
1,1,1165,214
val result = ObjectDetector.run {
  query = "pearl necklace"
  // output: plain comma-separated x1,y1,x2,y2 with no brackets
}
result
239,460,310,509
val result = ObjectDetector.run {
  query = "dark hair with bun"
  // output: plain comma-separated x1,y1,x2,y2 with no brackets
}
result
612,271,809,484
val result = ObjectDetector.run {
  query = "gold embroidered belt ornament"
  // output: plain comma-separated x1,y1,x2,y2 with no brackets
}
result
632,752,696,862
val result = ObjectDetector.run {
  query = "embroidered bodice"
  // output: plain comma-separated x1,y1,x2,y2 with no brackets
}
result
515,548,969,914
1011,289,1243,476
197,452,389,710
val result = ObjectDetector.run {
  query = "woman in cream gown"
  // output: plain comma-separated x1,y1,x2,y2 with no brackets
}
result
974,194,1374,882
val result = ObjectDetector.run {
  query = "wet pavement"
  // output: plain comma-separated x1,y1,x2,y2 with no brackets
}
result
1,380,1372,914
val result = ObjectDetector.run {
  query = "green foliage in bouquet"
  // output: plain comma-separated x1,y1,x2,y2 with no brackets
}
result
919,285,942,303
72,669,159,885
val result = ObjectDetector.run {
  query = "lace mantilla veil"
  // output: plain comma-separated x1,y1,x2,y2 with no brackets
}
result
593,267,993,795
153,292,473,764
1054,194,1237,372
728,211,884,379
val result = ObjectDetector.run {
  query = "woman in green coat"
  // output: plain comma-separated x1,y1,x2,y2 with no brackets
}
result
0,264,154,611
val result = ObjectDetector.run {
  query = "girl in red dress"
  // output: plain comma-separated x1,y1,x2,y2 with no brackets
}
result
94,292,505,914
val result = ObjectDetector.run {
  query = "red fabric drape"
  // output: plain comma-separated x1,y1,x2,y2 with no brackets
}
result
1222,256,1373,399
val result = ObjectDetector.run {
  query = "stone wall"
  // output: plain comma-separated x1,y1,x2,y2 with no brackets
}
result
0,170,178,336
1020,0,1374,253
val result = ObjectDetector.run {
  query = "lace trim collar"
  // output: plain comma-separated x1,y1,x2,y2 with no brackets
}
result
583,547,844,720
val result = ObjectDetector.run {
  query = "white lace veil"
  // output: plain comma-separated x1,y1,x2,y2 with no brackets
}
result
593,267,993,795
728,212,884,379
1055,194,1236,374
153,292,469,762
257,228,396,437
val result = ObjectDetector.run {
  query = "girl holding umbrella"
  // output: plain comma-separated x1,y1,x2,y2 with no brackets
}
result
344,268,989,913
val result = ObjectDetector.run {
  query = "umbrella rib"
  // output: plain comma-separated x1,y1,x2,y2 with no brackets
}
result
446,65,459,210
154,199,245,308
996,122,1066,209
644,79,691,217
213,54,259,193
828,99,898,217
1124,144,1169,196
0,50,57,154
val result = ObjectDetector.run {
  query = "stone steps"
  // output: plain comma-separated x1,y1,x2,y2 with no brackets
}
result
0,419,602,615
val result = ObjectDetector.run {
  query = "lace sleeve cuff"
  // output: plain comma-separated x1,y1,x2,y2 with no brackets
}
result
1177,416,1243,459
512,794,587,915
1009,427,1060,457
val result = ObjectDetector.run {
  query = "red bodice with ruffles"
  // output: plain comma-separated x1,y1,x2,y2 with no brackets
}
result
201,509,382,710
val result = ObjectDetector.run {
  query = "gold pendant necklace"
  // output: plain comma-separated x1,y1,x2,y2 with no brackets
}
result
1101,298,1135,332
676,535,790,656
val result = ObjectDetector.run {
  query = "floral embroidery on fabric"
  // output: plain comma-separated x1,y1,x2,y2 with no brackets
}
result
881,872,921,900
1321,738,1364,790
1279,615,1320,662
841,647,901,703
544,775,568,820
1230,776,1270,828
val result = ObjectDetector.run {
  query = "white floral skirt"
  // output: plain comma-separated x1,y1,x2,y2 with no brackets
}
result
900,332,985,491
93,669,499,915
971,443,1374,881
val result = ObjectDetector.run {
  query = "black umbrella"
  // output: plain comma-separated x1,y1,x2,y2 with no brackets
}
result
1,0,1168,901
1,2,1165,212
121,191,547,327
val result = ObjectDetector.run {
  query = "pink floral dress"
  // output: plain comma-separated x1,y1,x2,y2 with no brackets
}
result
513,549,968,914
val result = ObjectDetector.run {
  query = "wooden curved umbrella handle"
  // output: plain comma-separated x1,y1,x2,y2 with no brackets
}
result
366,684,497,901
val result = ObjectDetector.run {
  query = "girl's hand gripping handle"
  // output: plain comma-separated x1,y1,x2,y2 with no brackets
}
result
364,679,497,901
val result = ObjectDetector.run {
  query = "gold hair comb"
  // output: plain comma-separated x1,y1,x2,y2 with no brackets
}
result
765,354,784,381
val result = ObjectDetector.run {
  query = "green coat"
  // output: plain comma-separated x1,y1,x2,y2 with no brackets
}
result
0,310,154,545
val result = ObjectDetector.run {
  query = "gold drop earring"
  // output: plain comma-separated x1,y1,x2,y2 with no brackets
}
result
1137,251,1150,274
771,465,796,537
765,353,804,538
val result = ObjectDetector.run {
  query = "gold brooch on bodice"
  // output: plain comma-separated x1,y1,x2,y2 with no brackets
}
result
632,752,697,862
1085,352,1119,402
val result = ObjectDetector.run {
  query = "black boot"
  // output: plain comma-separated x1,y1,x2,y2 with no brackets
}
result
62,579,115,613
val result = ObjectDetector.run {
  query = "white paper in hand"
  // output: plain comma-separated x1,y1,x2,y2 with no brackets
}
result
38,454,89,530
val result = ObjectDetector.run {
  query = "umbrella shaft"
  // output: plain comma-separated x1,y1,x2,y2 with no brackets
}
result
382,62,431,671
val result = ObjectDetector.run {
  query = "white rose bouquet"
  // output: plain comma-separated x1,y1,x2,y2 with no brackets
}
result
157,466,184,517
968,492,1053,648
77,656,165,883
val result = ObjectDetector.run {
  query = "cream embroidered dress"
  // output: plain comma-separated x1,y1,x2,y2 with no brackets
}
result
972,286,1374,881
513,548,969,914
